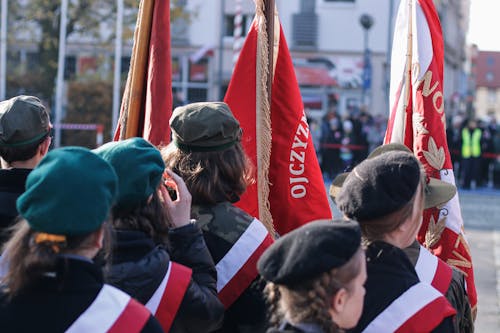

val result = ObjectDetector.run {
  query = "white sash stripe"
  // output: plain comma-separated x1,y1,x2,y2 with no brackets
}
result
216,218,268,292
362,282,442,333
415,245,438,284
66,284,130,333
145,262,172,314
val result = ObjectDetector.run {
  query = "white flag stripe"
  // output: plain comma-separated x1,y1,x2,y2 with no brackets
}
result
415,245,438,284
412,2,432,84
145,262,172,314
216,218,268,292
66,285,130,333
362,282,441,333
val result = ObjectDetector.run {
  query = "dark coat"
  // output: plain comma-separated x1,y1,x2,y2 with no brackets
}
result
0,168,30,243
192,202,269,333
0,258,162,333
267,322,327,333
348,241,456,333
107,224,224,333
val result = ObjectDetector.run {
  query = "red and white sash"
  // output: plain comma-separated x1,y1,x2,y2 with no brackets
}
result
66,284,150,333
145,261,192,332
362,282,456,333
415,245,453,294
216,218,273,308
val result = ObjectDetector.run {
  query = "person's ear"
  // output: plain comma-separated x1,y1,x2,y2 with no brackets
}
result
93,226,105,250
330,287,348,315
38,136,50,156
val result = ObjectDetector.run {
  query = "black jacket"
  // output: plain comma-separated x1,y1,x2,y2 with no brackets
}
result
348,241,456,333
0,168,30,243
0,257,162,332
107,224,224,333
267,322,328,333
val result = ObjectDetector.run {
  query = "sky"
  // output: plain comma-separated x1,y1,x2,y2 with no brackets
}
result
467,0,500,51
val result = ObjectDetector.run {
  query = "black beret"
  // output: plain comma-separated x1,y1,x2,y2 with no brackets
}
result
336,151,421,221
257,219,361,287
170,102,242,152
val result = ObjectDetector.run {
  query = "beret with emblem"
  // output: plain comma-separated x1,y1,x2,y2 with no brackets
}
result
17,147,118,236
0,95,50,147
170,102,242,152
257,219,361,288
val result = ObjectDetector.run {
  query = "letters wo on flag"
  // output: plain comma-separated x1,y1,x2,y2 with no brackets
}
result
224,1,332,236
386,0,477,311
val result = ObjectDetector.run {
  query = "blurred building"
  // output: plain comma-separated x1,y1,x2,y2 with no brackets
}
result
473,50,500,119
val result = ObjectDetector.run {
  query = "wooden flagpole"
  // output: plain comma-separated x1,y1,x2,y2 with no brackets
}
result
402,0,413,118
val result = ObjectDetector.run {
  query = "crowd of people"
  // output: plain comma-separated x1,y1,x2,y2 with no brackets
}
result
314,108,500,190
0,95,475,332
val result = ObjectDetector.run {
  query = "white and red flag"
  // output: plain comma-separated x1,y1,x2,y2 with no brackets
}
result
386,0,477,311
224,1,332,235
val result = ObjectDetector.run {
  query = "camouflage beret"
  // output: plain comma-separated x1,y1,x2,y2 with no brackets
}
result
169,102,242,152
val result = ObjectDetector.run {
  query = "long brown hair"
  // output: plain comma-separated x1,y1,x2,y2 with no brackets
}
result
266,247,364,333
111,190,170,244
161,142,253,205
1,220,106,299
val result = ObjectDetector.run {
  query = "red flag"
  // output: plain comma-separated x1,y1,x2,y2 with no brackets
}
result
114,0,172,146
386,0,477,311
225,5,332,235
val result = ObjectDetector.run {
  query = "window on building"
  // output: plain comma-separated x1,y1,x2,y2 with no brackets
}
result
224,14,248,37
64,56,76,80
121,56,131,74
486,72,494,82
488,89,496,104
324,0,355,2
487,56,495,66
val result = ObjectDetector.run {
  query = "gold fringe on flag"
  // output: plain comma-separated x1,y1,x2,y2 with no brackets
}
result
254,1,274,234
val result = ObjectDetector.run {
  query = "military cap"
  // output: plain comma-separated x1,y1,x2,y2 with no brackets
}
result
0,95,50,147
170,102,242,152
94,137,165,210
17,147,118,236
330,143,456,209
257,219,361,288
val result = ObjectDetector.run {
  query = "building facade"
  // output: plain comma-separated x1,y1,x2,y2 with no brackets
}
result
473,50,500,119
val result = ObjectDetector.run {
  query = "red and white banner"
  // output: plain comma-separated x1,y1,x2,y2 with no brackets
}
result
415,245,452,294
66,284,150,333
362,282,456,333
146,262,192,332
216,218,273,308
386,0,476,309
224,3,332,235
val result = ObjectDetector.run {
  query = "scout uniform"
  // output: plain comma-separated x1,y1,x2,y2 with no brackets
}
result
0,147,162,333
169,102,274,333
257,219,363,333
95,138,224,333
330,143,473,333
336,151,457,333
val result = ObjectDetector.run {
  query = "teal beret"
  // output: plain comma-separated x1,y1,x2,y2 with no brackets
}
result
170,102,242,152
94,138,165,209
17,147,118,236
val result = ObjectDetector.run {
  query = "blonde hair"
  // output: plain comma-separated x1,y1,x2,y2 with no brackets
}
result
265,247,364,333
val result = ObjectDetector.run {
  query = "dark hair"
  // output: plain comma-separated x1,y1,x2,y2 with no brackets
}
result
1,219,107,299
358,176,425,243
0,132,50,163
111,190,170,244
161,142,253,205
266,247,364,333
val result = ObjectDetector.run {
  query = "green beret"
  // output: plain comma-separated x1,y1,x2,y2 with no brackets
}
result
0,95,50,147
17,147,118,236
170,102,242,152
257,219,361,288
94,138,165,209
